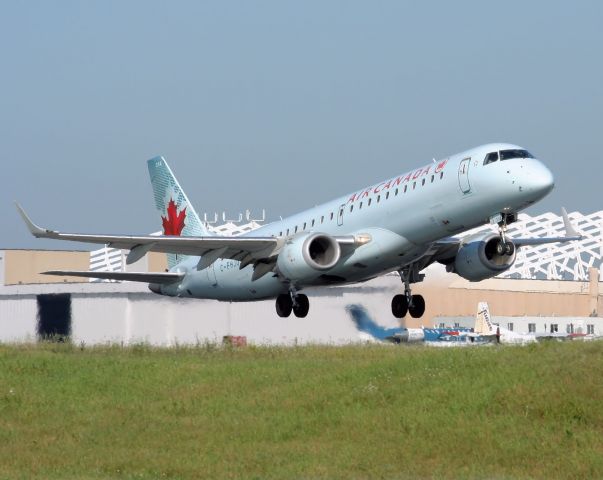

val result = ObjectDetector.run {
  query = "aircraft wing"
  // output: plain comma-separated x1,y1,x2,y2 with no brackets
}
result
16,204,361,276
397,207,582,280
511,208,582,247
430,207,581,259
16,203,282,266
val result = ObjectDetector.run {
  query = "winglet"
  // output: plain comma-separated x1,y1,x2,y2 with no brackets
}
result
561,207,581,239
15,203,53,238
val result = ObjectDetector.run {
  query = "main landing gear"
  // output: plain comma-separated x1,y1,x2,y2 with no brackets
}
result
391,265,426,319
275,289,309,318
391,293,425,319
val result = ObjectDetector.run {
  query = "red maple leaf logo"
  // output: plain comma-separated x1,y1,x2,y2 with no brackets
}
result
162,199,186,235
435,159,448,173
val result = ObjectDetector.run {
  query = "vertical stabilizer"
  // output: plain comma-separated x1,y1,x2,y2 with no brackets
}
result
147,156,212,268
474,302,495,335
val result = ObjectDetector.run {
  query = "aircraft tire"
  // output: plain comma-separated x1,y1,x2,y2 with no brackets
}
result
276,294,293,318
391,294,408,318
409,295,425,318
293,294,310,318
504,241,515,256
496,240,505,255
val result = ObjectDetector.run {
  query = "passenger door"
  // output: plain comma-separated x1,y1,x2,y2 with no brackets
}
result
458,157,471,194
337,204,345,226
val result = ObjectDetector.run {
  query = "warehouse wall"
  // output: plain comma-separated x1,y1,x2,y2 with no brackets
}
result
3,250,90,285
407,268,598,328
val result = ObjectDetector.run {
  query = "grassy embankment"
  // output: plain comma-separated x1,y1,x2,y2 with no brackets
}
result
0,341,602,479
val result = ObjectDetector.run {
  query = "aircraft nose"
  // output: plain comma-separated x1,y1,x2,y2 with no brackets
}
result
524,160,555,197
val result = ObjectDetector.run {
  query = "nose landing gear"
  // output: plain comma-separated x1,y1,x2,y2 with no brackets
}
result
275,289,309,318
495,240,515,256
493,212,516,257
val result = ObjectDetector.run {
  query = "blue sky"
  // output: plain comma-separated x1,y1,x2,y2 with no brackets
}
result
2,1,602,248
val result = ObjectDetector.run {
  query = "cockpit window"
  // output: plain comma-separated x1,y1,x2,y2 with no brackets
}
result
483,152,499,165
500,149,534,161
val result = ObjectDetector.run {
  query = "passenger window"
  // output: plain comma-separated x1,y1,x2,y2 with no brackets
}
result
350,205,354,212
440,172,444,179
404,185,407,193
386,192,390,199
431,175,434,183
303,222,306,230
484,151,499,165
321,216,324,224
294,226,298,233
330,212,334,220
286,229,289,235
412,182,416,190
421,178,425,186
377,195,380,202
368,198,372,206
359,201,363,209
311,219,315,227
395,188,399,195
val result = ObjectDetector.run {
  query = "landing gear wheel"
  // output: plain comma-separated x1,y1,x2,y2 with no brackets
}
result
276,294,293,318
408,295,425,318
496,241,506,255
504,241,515,256
391,294,408,318
292,294,310,318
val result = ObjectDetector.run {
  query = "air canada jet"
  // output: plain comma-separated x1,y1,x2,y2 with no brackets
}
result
17,143,581,318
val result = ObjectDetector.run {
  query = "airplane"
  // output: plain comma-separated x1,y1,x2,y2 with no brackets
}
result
471,301,570,344
346,304,477,344
16,143,582,319
346,304,425,343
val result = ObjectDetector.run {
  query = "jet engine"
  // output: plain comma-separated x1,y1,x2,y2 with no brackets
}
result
276,232,341,282
390,328,425,343
453,233,516,282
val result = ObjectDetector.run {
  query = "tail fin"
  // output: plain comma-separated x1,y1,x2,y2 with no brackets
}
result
474,301,495,335
147,156,212,268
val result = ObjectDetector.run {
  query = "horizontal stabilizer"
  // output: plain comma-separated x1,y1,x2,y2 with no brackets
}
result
43,270,184,284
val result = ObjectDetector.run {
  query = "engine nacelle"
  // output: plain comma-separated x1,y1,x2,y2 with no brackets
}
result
453,233,516,282
276,232,341,282
391,328,425,343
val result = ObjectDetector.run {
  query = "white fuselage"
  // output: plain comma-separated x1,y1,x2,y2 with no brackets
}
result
158,143,554,301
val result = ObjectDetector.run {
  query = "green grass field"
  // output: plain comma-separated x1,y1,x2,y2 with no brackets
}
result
1,341,602,479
